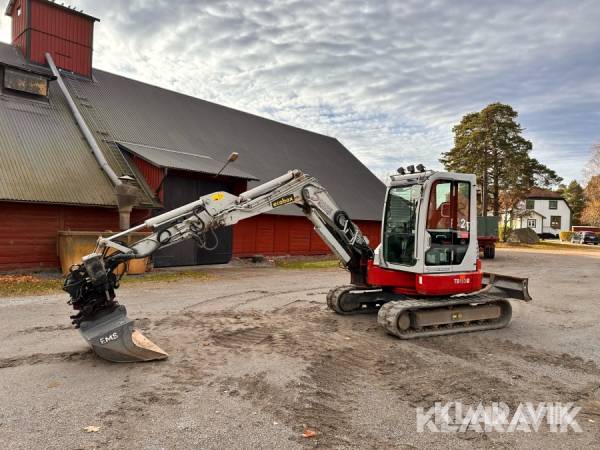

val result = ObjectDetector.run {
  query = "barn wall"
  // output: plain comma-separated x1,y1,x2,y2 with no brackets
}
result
131,156,165,201
1,202,381,270
233,215,381,257
8,0,96,77
0,202,150,270
9,0,27,57
28,0,96,77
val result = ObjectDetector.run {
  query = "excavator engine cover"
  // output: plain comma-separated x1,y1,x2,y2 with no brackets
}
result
78,305,168,362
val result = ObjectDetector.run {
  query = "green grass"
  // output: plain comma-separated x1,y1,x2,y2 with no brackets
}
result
121,270,212,284
0,276,64,297
496,241,600,252
0,270,212,298
275,259,341,269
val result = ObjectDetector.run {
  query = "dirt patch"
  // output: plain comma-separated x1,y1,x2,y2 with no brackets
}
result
0,350,93,369
1,252,599,449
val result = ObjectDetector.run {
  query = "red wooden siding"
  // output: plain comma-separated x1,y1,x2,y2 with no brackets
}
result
132,156,165,201
1,201,381,270
10,0,97,77
9,0,27,57
0,202,150,270
233,215,381,257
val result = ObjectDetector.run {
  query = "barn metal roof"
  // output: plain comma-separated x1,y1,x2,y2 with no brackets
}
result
65,70,386,220
0,60,120,206
117,141,258,180
0,41,53,77
0,41,385,219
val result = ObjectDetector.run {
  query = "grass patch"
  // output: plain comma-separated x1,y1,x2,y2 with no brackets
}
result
0,275,63,297
496,241,600,252
0,270,212,298
121,270,213,284
275,259,341,269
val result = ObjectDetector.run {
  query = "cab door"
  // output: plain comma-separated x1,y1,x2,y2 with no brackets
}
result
423,179,472,272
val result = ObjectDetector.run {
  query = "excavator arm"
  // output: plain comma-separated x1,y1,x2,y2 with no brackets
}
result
63,170,373,362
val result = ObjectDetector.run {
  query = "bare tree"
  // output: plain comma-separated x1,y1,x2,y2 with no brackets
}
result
583,143,600,181
581,175,600,226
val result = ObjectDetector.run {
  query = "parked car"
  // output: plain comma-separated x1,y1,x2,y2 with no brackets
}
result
571,231,599,245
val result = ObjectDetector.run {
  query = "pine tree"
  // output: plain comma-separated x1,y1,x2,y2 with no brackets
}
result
441,103,561,216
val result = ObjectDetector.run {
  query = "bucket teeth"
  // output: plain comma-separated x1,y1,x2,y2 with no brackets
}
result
78,305,168,363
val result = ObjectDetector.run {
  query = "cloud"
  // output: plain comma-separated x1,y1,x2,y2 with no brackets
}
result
4,0,600,182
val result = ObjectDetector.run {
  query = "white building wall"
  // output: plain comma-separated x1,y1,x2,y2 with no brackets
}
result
515,212,543,234
500,211,543,234
527,199,571,234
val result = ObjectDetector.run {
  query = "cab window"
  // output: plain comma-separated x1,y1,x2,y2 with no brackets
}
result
383,184,420,266
425,180,471,266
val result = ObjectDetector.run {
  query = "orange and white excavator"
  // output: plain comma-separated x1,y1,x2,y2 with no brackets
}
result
63,166,531,362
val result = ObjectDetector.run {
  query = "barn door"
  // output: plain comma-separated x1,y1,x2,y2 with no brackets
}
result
153,175,233,267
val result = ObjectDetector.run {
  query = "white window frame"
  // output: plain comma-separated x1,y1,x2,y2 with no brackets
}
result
527,218,536,228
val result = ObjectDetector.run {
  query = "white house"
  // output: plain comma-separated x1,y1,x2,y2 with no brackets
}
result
503,187,571,237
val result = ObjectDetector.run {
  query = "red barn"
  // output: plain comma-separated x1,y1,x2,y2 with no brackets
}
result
0,0,384,271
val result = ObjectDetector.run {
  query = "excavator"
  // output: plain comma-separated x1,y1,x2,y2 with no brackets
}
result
63,166,531,362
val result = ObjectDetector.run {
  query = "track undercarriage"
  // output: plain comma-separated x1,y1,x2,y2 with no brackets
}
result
327,272,531,339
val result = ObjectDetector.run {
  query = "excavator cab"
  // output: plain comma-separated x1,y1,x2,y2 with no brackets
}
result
379,169,479,283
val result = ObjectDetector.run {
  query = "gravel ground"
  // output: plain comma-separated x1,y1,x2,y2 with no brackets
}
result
1,249,599,449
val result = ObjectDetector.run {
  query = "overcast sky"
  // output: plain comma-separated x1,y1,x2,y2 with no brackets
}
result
1,0,599,183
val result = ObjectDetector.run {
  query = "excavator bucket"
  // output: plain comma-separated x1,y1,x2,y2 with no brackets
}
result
78,305,168,362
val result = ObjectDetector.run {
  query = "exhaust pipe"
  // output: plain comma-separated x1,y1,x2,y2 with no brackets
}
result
116,182,138,230
46,52,138,230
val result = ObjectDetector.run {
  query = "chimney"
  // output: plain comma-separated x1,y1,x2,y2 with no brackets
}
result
5,0,99,78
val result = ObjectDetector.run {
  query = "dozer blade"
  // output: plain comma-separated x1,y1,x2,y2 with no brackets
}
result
78,305,168,362
482,272,532,302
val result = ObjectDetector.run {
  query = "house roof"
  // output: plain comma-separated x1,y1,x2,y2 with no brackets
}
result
526,187,564,200
514,209,545,219
117,142,258,181
0,41,385,219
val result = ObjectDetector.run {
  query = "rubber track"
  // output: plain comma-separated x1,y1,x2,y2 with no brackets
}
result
326,285,385,315
377,296,512,339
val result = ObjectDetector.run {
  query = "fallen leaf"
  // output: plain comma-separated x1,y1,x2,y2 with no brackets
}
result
84,426,100,433
302,429,317,438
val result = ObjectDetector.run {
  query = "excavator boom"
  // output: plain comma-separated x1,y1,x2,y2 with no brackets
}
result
64,170,372,362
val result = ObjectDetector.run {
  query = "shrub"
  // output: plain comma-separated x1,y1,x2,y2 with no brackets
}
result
499,226,511,242
559,231,574,242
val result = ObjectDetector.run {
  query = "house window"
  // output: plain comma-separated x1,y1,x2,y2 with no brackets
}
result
549,200,558,210
527,219,536,228
526,199,535,210
550,216,561,229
